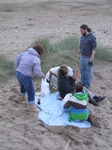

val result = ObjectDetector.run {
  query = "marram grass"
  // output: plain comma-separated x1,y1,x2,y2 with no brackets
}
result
0,36,112,83
0,55,14,83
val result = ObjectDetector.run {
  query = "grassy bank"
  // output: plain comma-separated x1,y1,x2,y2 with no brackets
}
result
31,36,80,72
32,36,112,72
0,36,112,83
0,55,14,83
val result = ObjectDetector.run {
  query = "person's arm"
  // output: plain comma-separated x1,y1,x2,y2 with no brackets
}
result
90,50,96,63
73,71,79,80
15,54,21,69
77,49,81,59
33,63,45,78
64,101,72,108
90,35,97,63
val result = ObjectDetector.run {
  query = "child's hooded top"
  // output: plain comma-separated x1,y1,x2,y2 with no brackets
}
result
15,48,44,78
63,91,89,121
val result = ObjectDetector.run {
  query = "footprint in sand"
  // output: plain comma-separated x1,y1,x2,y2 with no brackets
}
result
93,72,103,80
10,87,20,95
100,87,106,90
9,94,21,104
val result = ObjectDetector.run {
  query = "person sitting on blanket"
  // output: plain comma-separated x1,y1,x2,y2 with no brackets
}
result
45,65,74,90
62,83,100,127
58,65,105,106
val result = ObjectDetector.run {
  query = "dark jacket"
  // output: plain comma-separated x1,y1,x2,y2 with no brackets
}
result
58,76,75,98
80,32,97,57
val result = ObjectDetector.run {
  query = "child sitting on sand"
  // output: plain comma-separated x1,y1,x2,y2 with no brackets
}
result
62,83,100,127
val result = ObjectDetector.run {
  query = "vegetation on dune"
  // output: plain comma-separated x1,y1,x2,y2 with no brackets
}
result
0,55,14,83
32,36,112,72
96,45,112,62
0,36,112,82
31,36,80,73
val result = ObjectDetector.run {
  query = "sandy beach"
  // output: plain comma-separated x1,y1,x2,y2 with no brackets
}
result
0,0,112,150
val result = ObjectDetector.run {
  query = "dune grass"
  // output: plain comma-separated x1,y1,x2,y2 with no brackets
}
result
0,36,112,83
32,36,112,72
0,55,14,83
31,36,80,72
95,45,112,62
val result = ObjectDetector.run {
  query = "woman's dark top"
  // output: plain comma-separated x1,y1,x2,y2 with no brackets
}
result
58,76,75,98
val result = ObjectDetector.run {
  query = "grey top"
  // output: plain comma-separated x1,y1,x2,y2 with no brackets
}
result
15,48,44,78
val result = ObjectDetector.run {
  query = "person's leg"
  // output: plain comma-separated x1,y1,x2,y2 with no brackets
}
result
83,86,95,99
22,76,35,104
84,57,93,88
83,86,105,105
22,77,39,111
16,71,26,96
88,113,101,128
16,72,37,111
80,56,86,86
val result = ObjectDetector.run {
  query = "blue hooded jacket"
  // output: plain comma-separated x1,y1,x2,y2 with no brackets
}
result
80,32,97,57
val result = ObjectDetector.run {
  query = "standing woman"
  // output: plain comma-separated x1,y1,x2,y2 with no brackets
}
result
15,44,45,111
78,24,97,89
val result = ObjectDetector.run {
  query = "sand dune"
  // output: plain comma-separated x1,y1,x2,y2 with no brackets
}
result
0,0,112,150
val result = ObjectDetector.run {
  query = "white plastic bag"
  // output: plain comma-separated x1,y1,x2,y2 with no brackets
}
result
41,79,50,96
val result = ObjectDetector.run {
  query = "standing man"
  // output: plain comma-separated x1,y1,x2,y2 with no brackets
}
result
78,24,97,88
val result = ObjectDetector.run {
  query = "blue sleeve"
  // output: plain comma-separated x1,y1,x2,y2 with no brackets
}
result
91,35,97,50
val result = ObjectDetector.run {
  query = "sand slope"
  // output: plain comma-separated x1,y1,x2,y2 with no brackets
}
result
0,0,112,150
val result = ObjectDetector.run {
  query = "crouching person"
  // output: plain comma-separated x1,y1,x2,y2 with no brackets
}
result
45,65,74,91
62,83,100,127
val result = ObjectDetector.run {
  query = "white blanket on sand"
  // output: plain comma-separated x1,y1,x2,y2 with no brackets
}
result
35,92,91,128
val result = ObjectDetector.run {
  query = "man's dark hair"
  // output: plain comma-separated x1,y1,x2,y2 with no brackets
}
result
80,24,92,32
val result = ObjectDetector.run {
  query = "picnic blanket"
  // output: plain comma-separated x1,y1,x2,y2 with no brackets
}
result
35,92,91,128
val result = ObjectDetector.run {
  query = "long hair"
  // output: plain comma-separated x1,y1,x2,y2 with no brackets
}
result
80,24,92,32
33,44,44,56
58,65,68,77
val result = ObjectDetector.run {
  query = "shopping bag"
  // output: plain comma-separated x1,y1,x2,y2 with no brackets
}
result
41,79,50,96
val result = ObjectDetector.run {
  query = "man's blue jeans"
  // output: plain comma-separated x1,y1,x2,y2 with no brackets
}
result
80,56,93,88
16,71,35,104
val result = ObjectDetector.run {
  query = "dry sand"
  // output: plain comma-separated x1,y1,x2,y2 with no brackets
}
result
0,0,112,150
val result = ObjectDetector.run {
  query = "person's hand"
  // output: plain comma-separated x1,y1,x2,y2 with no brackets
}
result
42,74,45,79
89,57,94,63
73,71,79,80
